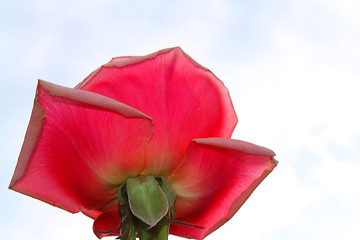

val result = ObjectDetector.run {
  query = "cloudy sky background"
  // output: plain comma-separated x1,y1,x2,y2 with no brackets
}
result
1,0,360,239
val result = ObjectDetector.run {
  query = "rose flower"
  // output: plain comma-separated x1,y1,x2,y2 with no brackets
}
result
9,47,277,240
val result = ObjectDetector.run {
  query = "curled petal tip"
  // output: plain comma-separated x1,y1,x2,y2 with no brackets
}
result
193,138,276,157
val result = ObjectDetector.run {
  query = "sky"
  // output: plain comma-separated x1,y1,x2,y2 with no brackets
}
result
1,0,360,239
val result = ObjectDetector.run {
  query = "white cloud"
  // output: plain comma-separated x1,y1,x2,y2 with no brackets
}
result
315,0,360,26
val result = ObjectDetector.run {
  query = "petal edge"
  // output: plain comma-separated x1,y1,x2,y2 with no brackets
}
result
169,138,277,239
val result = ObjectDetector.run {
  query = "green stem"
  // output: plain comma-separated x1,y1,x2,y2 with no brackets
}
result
137,217,169,240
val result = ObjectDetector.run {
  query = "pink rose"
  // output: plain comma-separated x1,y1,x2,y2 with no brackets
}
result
10,47,277,239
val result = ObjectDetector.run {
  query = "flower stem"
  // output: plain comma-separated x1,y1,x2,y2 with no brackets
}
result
137,217,169,240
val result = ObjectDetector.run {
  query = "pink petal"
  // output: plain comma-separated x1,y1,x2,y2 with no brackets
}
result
76,47,238,176
168,138,277,239
93,209,121,239
9,80,153,214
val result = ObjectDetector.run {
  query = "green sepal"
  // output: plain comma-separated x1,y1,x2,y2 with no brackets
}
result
128,225,136,240
127,175,169,228
155,176,177,219
155,177,176,206
115,224,135,240
170,205,177,219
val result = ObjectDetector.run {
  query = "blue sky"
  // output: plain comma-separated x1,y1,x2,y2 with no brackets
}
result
1,0,360,239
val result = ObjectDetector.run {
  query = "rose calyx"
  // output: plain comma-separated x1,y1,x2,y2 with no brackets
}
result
113,175,176,240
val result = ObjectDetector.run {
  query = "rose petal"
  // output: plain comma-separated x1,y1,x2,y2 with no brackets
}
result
76,47,238,176
9,80,153,213
93,209,121,239
74,56,134,89
82,208,102,219
168,138,277,239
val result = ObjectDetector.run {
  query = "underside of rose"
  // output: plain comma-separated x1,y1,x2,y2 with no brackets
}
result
95,175,202,240
9,47,278,240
